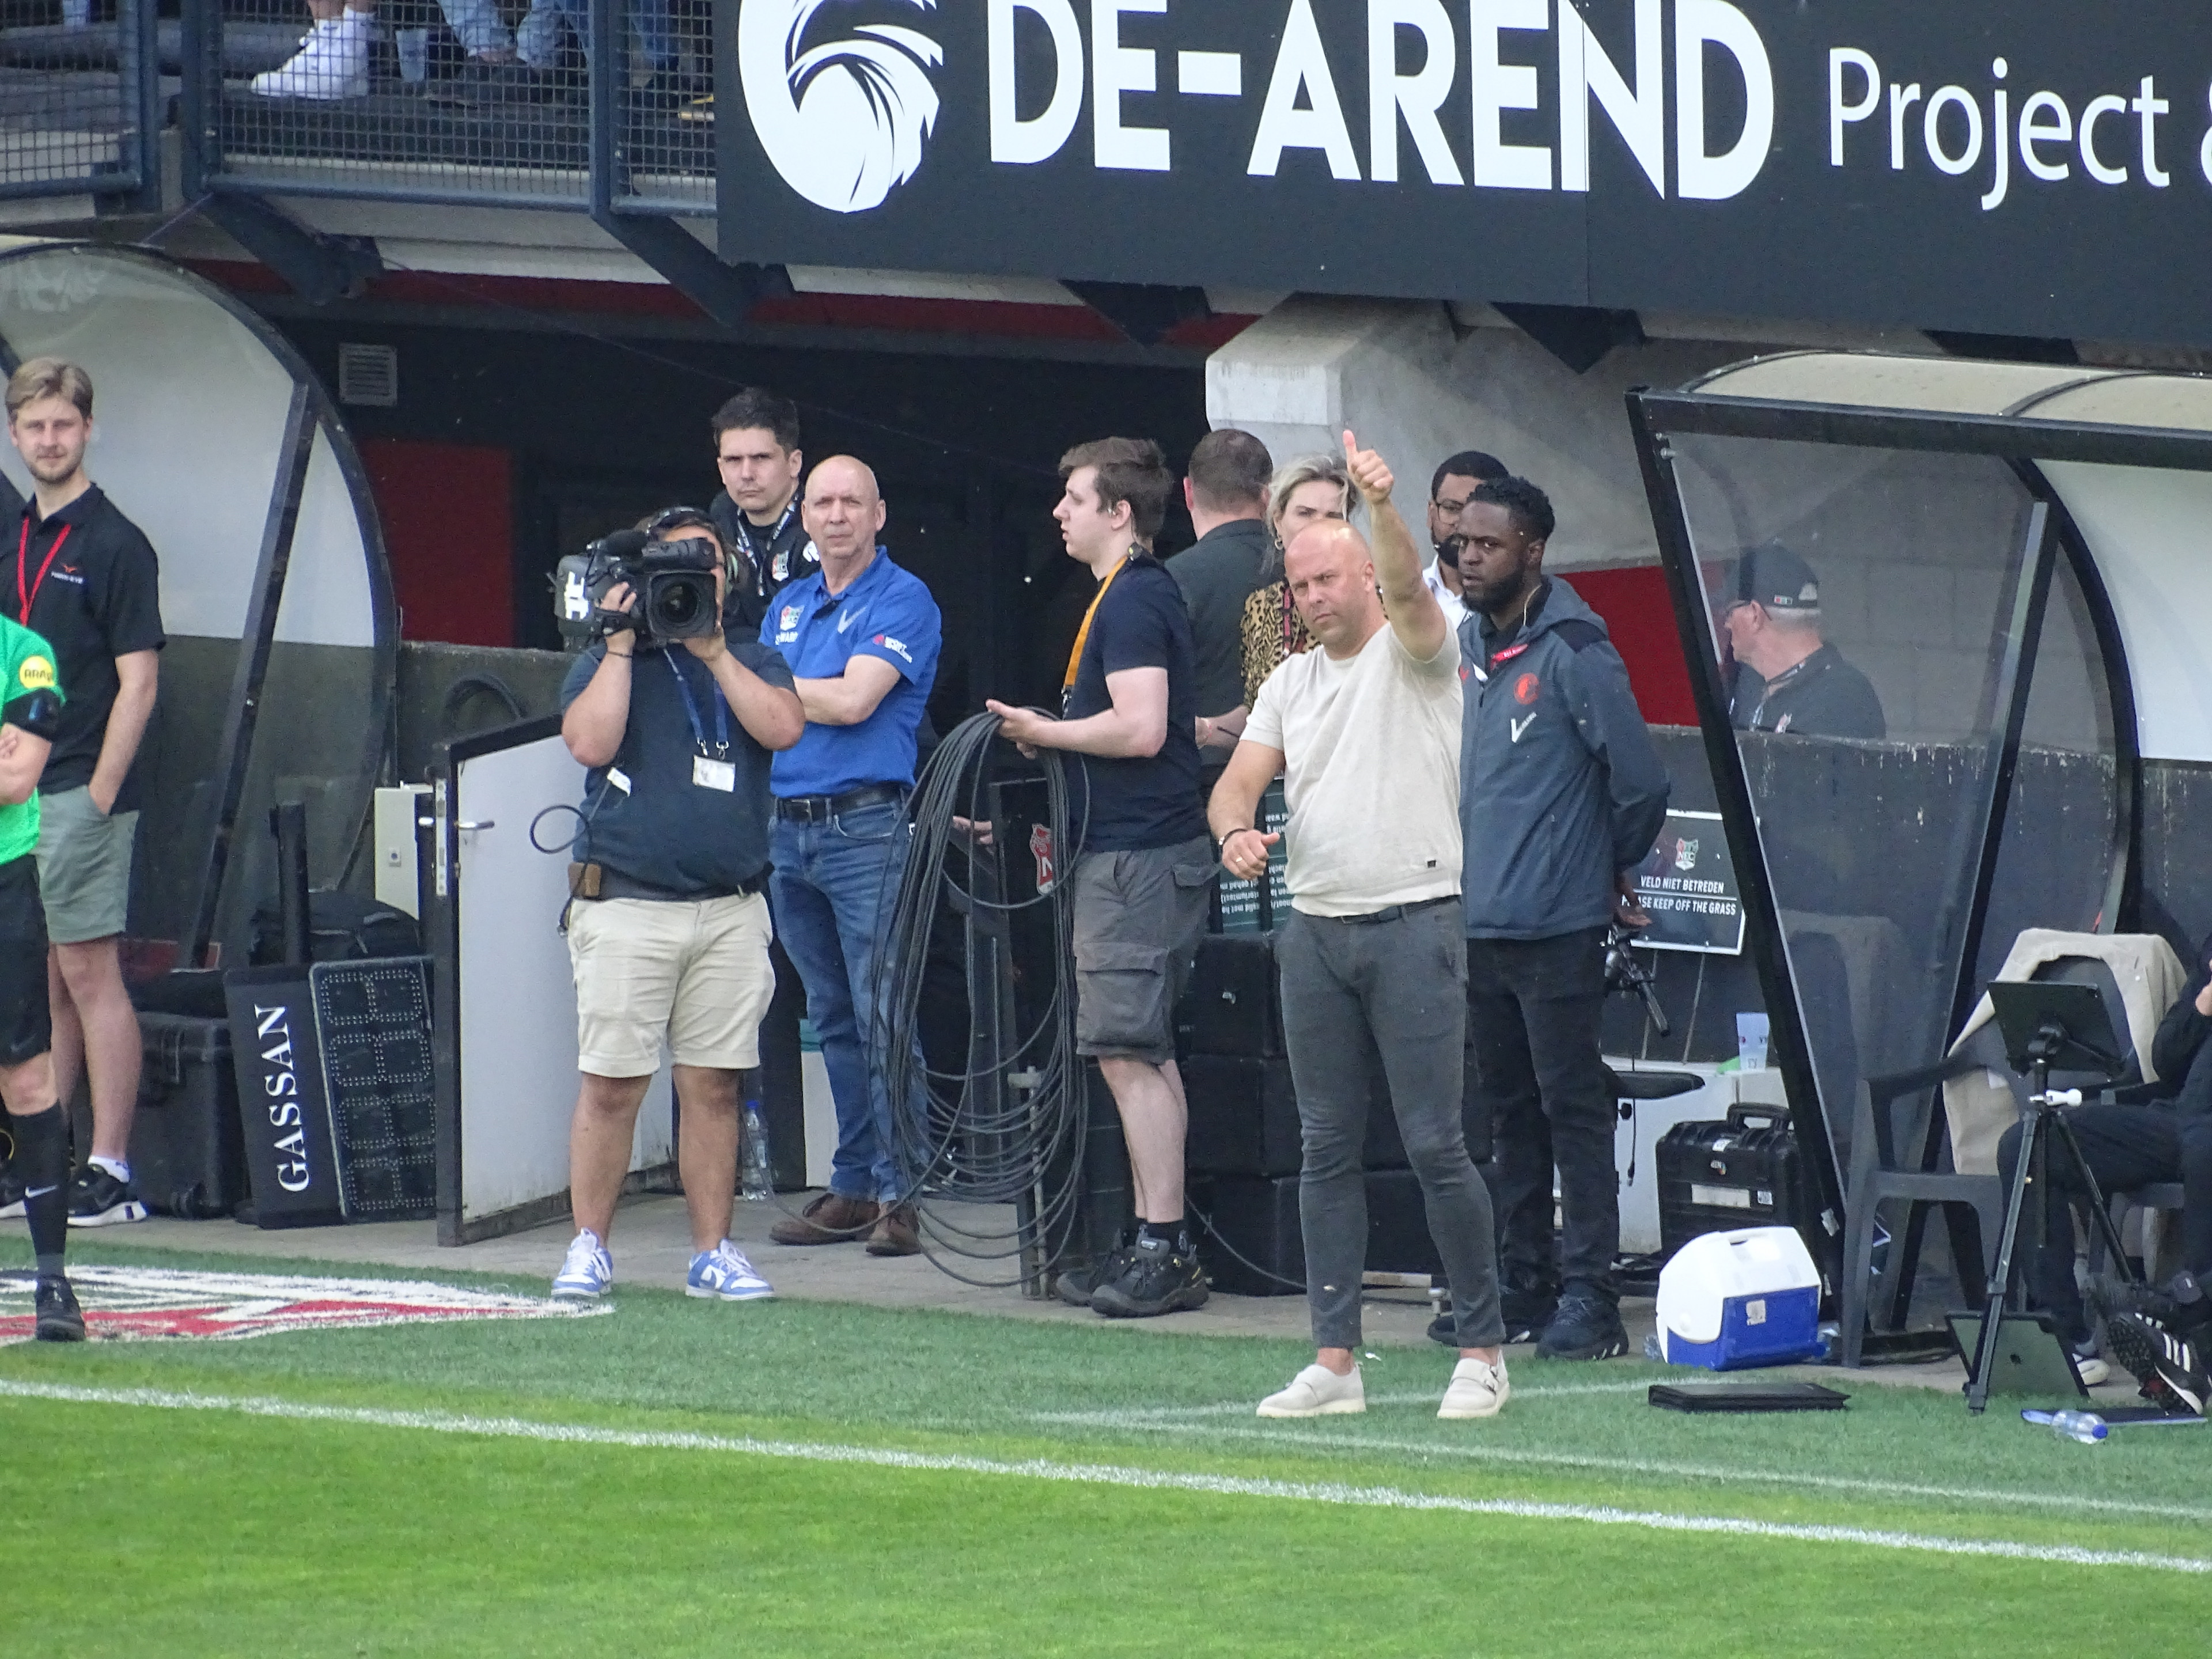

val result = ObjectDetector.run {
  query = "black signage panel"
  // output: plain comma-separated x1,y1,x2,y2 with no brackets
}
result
717,1,2212,344
1631,809,1743,954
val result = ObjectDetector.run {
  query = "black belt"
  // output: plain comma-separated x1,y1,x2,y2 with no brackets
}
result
590,868,767,903
774,782,906,824
1327,895,1457,927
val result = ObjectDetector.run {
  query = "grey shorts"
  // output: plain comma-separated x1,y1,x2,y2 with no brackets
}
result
33,785,138,946
1070,832,1215,1064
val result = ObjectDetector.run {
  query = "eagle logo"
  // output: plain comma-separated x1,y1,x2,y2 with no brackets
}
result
740,0,943,214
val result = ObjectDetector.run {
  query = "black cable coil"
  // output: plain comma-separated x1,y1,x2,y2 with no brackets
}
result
869,710,1090,1287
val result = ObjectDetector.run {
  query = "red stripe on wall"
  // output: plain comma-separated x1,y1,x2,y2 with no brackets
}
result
359,439,514,649
1566,564,1697,726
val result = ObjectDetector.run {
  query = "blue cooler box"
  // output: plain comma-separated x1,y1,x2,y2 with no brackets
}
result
1654,1225,1823,1369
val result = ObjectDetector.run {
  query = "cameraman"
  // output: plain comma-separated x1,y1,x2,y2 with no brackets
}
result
551,510,804,1302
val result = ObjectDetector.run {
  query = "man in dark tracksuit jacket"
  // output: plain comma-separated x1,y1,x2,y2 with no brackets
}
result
1999,931,2212,1405
1456,476,1669,1361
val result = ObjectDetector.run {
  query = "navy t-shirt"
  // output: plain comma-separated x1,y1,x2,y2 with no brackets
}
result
1063,556,1206,853
558,632,795,894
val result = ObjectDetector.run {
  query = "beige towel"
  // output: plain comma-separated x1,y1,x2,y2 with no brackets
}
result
1943,930,2186,1175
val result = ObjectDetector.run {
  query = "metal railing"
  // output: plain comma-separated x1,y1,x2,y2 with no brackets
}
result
177,0,714,213
0,0,159,201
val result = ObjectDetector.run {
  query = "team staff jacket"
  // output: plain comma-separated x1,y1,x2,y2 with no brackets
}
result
2152,929,2212,1092
763,548,941,799
711,492,820,633
1459,577,1669,940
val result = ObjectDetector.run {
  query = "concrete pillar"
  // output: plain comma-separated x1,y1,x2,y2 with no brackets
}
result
1205,295,1918,572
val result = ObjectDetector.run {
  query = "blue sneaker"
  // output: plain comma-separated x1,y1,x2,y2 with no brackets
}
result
687,1240,774,1302
552,1229,612,1298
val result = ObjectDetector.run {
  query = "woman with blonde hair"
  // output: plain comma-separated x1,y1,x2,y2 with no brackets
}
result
1238,452,1358,704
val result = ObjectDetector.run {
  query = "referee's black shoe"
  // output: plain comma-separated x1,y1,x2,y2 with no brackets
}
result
1091,1237,1209,1319
35,1275,86,1342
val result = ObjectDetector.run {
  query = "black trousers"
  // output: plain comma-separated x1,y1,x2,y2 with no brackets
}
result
1467,926,1615,1297
1994,1046,2212,1344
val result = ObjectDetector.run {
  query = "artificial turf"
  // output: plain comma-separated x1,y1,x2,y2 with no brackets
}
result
5,1235,2208,1656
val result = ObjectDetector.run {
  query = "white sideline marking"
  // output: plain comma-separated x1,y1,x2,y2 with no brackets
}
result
1,1380,2204,1574
1038,1380,1650,1422
1041,1415,2212,1525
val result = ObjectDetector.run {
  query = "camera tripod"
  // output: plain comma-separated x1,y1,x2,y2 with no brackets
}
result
1965,982,2142,1415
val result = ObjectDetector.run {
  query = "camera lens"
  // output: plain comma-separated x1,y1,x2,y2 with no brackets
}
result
654,578,703,630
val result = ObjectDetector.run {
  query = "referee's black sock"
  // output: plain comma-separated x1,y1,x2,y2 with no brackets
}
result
10,1105,69,1276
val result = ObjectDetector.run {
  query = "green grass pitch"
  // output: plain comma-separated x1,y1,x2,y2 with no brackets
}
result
4,1236,2207,1656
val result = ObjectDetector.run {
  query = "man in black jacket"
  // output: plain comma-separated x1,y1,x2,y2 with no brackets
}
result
1456,476,1670,1361
707,387,818,632
2000,933,2212,1407
1168,429,1271,767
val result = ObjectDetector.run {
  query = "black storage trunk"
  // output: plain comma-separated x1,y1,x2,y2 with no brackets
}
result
1197,1168,1479,1296
1176,933,1283,1058
132,1014,249,1218
1656,1104,1816,1260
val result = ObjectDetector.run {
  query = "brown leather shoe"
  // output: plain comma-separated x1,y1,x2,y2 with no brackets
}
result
865,1203,922,1257
770,1191,880,1246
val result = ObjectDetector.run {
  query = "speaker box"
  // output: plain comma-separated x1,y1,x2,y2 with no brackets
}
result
1176,933,1282,1058
1196,1167,1488,1296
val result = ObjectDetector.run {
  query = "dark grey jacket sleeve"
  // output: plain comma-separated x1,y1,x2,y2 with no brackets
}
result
1563,641,1671,872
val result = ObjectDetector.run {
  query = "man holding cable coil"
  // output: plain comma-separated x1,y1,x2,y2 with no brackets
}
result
551,507,803,1302
987,438,1215,1320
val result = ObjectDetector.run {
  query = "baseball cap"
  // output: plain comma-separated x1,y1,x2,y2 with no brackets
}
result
1728,543,1821,613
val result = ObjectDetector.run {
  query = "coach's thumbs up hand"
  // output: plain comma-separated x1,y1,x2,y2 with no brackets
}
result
1342,430,1394,508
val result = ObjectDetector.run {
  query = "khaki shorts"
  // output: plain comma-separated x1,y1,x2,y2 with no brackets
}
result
1070,833,1216,1064
33,785,138,946
567,891,775,1078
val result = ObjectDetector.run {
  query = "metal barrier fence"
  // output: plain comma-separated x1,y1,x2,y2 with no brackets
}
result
0,0,159,201
183,0,714,213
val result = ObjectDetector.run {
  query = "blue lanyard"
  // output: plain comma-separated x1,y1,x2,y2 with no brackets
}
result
662,649,729,757
737,498,799,582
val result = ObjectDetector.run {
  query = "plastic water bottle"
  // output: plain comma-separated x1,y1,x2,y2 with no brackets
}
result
740,1098,773,1203
2045,1410,2108,1444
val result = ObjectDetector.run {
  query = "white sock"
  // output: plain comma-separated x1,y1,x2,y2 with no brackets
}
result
89,1155,131,1184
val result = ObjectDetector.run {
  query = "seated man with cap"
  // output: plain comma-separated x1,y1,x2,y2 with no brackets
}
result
1720,544,1884,740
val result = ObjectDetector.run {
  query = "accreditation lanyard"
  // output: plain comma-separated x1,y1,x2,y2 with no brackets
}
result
1061,550,1138,710
15,518,70,624
737,498,799,586
662,650,735,791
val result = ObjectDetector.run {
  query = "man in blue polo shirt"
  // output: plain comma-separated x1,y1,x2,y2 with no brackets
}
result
762,456,942,1257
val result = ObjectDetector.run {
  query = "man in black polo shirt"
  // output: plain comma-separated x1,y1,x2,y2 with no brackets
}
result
989,438,1215,1319
1168,429,1272,766
707,387,818,632
1,358,164,1230
1722,543,1884,740
551,510,804,1301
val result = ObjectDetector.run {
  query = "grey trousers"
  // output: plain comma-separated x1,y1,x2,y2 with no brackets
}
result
1278,901,1505,1350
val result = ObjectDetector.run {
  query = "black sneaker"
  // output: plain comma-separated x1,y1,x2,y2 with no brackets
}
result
2090,1270,2212,1336
1054,1248,1131,1309
1500,1284,1558,1345
35,1274,86,1342
1090,1237,1209,1319
2105,1312,2206,1415
1536,1288,1629,1361
0,1160,24,1221
1427,1299,1458,1347
67,1165,147,1228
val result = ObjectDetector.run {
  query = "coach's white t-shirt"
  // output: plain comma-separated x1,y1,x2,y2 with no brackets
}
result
1243,620,1463,918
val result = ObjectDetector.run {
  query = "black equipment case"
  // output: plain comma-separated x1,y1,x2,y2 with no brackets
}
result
129,1013,249,1218
1656,1103,1817,1260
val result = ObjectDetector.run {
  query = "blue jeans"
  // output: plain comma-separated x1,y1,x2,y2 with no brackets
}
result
770,799,917,1203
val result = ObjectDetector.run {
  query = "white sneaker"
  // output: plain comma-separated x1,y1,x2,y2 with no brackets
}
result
551,1229,612,1298
1438,1355,1510,1419
686,1240,774,1302
249,17,370,100
1257,1362,1365,1418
